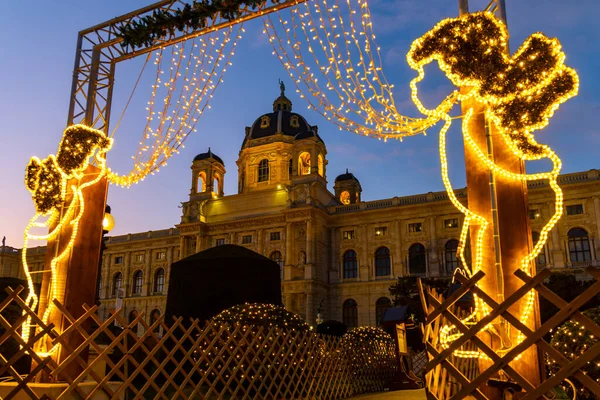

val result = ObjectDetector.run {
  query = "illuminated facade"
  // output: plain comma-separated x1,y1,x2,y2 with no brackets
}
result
7,91,600,332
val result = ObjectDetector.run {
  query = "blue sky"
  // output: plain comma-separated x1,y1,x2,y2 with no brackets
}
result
1,0,598,247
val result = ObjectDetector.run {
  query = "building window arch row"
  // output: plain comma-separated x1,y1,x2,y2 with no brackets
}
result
132,269,144,295
567,227,593,264
257,158,270,182
375,297,392,325
154,267,166,293
342,298,358,328
342,249,358,279
444,239,460,275
374,246,391,276
408,242,427,276
270,250,284,279
112,272,123,297
298,151,311,175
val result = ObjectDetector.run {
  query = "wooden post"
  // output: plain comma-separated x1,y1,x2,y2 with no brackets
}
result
35,165,108,381
458,2,543,396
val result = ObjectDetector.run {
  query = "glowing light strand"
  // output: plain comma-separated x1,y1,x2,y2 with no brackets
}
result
107,24,244,187
406,11,578,358
262,0,443,139
21,125,113,356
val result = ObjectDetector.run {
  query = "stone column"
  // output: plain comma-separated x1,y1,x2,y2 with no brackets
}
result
330,228,338,282
165,246,174,288
593,197,600,259
285,223,293,281
257,229,264,255
429,216,439,276
144,249,152,295
306,292,314,326
285,224,293,265
285,293,292,311
305,219,314,280
123,252,132,297
360,224,368,280
179,236,186,259
195,234,202,253
550,220,565,268
394,220,402,276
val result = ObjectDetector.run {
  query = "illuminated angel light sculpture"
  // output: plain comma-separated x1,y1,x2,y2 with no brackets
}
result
22,125,113,355
406,12,579,357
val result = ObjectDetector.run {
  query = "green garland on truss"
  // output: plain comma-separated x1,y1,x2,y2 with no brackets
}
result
118,0,277,49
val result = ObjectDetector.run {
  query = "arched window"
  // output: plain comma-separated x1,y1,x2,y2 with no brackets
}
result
343,299,358,328
213,173,221,194
288,158,293,178
197,171,206,193
270,251,283,279
340,191,350,205
375,297,392,325
260,115,270,128
112,272,122,297
129,310,139,335
444,239,459,275
531,232,547,266
258,159,269,182
318,154,324,177
343,250,358,279
408,243,427,276
375,247,391,276
150,309,161,333
568,228,592,263
298,152,311,175
290,115,300,128
132,270,144,295
154,268,165,293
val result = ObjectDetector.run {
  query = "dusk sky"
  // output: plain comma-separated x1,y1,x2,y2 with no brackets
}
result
1,0,598,248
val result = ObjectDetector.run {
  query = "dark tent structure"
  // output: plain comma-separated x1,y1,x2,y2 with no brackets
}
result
316,320,347,337
165,244,282,326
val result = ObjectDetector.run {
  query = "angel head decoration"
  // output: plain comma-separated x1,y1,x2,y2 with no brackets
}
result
25,124,113,214
407,12,578,156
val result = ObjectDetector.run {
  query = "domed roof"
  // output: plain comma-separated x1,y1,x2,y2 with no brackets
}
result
335,169,359,182
193,148,224,165
242,82,323,149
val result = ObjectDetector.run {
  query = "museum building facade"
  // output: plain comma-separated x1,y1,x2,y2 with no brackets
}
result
6,90,600,333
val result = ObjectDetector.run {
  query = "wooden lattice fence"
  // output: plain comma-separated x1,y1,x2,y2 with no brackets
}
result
0,286,398,399
418,267,600,400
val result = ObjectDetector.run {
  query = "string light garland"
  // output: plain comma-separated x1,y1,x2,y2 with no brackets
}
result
20,27,244,356
548,308,600,399
21,124,113,356
211,303,310,331
107,24,244,187
262,0,450,140
406,11,578,359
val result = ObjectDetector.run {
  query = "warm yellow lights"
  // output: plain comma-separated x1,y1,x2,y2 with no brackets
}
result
103,213,115,232
406,12,578,359
107,25,245,188
21,124,113,356
262,0,444,140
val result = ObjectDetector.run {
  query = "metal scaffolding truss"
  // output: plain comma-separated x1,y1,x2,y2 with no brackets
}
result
68,0,307,133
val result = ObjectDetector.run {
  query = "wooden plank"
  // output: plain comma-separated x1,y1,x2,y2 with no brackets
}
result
426,271,484,324
471,272,600,395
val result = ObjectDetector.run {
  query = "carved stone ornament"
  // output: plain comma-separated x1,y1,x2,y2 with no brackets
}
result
294,184,309,203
